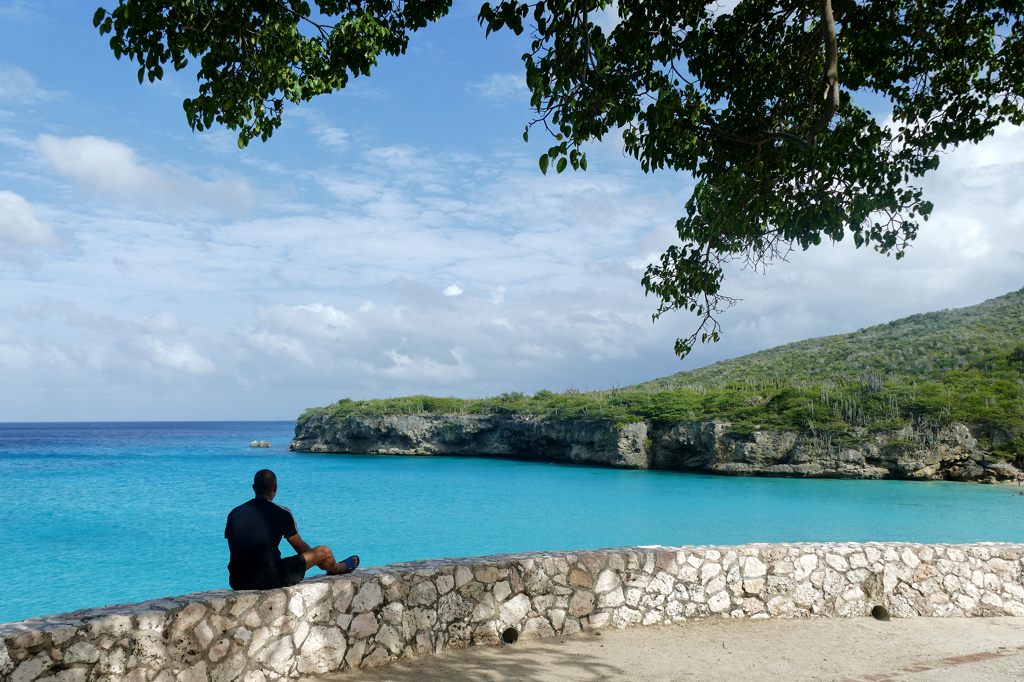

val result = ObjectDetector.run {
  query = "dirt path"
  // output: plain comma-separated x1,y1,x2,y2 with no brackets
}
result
312,617,1024,682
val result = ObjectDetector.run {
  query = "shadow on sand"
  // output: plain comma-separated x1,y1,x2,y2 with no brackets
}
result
318,634,625,682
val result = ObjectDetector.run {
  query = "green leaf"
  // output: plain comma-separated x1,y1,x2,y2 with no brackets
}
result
539,154,549,175
556,157,567,173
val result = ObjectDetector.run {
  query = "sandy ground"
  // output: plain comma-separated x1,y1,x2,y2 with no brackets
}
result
312,617,1024,682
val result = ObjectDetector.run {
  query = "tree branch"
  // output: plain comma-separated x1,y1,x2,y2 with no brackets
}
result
702,122,811,149
809,0,839,142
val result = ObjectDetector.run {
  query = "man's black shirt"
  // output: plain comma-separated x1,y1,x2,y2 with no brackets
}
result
225,497,299,590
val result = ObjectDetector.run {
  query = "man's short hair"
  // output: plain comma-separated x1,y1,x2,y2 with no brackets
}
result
253,469,277,495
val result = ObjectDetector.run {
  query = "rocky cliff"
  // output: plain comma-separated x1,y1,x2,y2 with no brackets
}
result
290,414,1019,482
290,414,649,468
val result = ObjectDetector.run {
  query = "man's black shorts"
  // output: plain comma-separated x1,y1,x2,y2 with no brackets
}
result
232,554,307,590
276,554,307,587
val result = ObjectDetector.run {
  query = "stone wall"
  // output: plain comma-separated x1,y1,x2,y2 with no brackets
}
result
4,542,1024,682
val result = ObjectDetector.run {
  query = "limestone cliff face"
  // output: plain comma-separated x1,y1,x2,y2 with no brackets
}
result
290,414,1018,482
648,422,1013,482
290,414,651,468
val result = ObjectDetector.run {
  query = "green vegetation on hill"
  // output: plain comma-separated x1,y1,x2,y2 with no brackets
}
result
298,288,1024,462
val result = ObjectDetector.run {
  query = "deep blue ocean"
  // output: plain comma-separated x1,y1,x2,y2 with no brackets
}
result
2,421,1023,625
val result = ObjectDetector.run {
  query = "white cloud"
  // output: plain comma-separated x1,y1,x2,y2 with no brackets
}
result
143,311,182,335
0,344,31,370
3,118,1023,419
248,330,313,365
256,303,355,341
381,348,474,383
467,73,528,102
0,127,34,150
317,128,349,147
0,191,57,247
147,340,215,375
36,134,255,212
291,108,350,148
443,285,463,296
0,63,57,102
363,144,428,172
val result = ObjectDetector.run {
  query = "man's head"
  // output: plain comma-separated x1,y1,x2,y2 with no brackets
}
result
253,469,277,499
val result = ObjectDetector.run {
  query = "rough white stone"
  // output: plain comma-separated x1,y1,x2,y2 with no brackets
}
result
521,617,556,640
793,582,818,607
377,624,403,654
66,642,100,664
501,594,531,626
177,661,207,682
0,643,12,678
258,636,294,676
409,581,438,607
743,557,767,577
437,574,455,595
549,609,567,630
349,612,378,639
288,593,305,618
351,582,383,612
825,554,849,572
50,669,88,682
708,591,731,613
172,603,207,635
493,581,511,602
472,593,497,622
612,607,642,628
902,548,922,569
12,655,53,682
677,564,699,583
598,588,626,609
381,601,404,625
595,570,621,594
295,624,347,674
455,566,473,588
766,596,795,617
793,554,818,581
567,591,595,618
647,572,674,595
700,563,721,583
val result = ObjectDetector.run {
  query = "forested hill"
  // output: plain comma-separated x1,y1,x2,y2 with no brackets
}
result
630,286,1024,392
298,287,1024,462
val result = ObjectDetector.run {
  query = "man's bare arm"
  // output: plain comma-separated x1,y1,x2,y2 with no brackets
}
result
287,533,312,554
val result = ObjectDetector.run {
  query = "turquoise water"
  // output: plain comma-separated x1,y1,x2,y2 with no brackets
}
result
2,421,1022,624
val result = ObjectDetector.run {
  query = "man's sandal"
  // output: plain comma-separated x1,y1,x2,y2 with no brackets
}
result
342,556,359,573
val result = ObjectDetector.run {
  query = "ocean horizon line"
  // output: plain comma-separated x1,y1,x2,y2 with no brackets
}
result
0,419,297,424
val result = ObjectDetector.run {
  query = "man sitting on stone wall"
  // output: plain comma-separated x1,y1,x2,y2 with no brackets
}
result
225,469,359,590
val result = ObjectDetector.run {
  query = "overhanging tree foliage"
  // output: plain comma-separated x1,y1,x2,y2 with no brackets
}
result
95,0,1024,356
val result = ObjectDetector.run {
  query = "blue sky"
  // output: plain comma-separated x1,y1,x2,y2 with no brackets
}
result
1,0,1022,421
